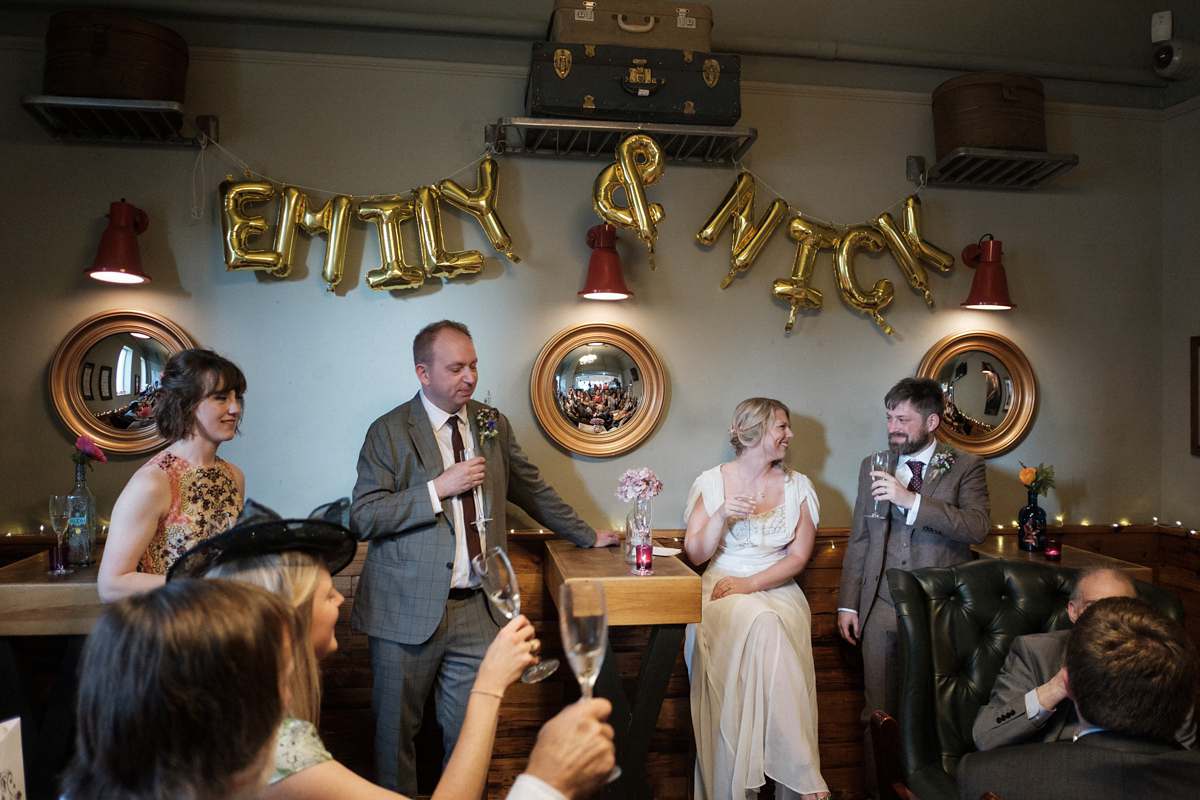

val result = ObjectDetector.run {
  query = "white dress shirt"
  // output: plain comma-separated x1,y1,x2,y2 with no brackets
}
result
895,439,936,525
420,391,484,589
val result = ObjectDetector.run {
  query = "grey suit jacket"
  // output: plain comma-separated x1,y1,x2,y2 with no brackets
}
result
973,628,1197,751
958,731,1200,800
837,447,990,629
349,393,595,644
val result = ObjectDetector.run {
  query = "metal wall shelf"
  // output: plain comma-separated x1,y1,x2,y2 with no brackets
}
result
486,117,756,163
21,95,217,147
907,147,1078,190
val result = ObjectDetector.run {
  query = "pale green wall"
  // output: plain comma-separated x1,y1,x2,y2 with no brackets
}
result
0,35,1185,536
1161,98,1200,530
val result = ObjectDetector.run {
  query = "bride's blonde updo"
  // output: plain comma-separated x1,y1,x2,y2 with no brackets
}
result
729,397,790,456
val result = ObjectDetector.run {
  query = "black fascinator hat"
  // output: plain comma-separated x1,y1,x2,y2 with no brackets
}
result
168,498,358,581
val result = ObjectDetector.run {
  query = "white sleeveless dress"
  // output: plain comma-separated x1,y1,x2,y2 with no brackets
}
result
684,466,827,800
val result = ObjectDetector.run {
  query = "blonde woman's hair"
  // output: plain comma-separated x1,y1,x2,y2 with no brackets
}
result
206,551,324,726
729,397,790,458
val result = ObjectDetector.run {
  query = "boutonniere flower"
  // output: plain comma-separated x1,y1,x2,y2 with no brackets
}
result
928,447,955,477
475,393,499,444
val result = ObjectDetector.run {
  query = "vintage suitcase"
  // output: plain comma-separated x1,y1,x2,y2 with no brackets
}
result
42,10,189,103
527,42,740,126
931,72,1046,161
549,0,713,51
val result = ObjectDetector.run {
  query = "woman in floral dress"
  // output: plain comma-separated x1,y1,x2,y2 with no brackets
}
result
98,349,246,602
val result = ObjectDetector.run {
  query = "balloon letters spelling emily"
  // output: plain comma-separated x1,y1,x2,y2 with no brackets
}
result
218,158,519,292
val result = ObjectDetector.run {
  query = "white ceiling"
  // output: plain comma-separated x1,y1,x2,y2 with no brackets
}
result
6,0,1200,107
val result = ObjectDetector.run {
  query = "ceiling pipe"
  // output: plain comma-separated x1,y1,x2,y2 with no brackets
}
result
19,0,1167,89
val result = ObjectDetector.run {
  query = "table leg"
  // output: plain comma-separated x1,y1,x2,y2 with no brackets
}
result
594,623,687,800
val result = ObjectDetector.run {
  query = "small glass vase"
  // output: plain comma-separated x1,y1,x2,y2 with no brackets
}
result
629,496,653,575
67,462,97,566
1018,489,1046,552
624,496,653,565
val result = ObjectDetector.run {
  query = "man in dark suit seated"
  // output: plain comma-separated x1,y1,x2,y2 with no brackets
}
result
973,566,1195,750
957,596,1200,800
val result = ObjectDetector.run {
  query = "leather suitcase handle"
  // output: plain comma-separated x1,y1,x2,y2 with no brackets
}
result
617,14,656,33
620,76,664,96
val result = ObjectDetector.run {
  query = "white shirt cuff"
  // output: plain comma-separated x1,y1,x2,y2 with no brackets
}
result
1024,688,1053,727
837,608,858,614
506,774,568,800
905,494,922,525
427,480,441,515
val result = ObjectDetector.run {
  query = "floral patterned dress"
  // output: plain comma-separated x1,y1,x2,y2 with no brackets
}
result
271,718,334,783
137,450,242,575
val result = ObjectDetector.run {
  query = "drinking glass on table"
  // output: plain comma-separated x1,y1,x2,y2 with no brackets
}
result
472,546,560,683
867,450,897,519
558,580,622,782
48,495,72,575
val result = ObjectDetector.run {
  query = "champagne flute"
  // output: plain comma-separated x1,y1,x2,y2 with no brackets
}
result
472,546,560,683
48,495,72,575
867,450,896,519
558,580,622,782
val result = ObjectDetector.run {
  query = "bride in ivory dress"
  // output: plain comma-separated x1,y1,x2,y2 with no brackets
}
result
683,398,829,800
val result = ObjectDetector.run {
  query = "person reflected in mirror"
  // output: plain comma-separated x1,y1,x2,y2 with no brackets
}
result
60,578,294,800
349,320,619,795
683,398,830,800
98,349,246,603
958,597,1200,800
836,377,990,795
972,566,1195,750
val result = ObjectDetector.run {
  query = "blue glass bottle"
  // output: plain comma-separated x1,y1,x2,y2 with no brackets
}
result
1018,489,1045,552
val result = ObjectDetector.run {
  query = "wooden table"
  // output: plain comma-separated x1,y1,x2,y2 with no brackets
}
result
544,539,700,800
972,535,1153,582
0,549,104,800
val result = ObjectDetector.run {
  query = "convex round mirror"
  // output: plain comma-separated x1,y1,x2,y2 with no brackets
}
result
531,323,665,457
50,309,198,455
917,330,1036,457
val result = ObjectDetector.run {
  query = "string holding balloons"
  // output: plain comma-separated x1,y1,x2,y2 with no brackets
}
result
697,172,955,336
218,154,519,292
592,134,665,269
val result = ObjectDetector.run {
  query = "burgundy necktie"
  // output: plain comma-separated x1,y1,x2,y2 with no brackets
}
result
907,460,924,493
448,416,482,568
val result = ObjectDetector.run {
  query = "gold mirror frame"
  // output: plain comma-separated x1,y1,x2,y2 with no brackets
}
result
917,330,1037,457
50,309,198,455
530,323,665,458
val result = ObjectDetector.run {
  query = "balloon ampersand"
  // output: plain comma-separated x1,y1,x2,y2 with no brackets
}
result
593,133,665,268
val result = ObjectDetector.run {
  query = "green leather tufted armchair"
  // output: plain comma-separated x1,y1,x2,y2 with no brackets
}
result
886,558,1182,800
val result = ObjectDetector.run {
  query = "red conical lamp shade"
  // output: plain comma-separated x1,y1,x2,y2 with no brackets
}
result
961,236,1013,310
579,224,632,300
88,200,151,284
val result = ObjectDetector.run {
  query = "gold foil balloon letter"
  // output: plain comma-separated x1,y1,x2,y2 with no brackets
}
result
835,224,896,336
220,178,282,272
272,187,354,290
438,156,520,263
358,197,424,291
697,172,789,288
592,133,665,268
873,195,954,309
772,216,840,332
413,186,485,279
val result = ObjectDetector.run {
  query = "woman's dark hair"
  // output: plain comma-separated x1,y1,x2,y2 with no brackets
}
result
61,579,294,800
155,349,247,443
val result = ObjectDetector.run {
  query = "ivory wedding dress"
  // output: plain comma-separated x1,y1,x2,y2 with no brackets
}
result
684,466,828,800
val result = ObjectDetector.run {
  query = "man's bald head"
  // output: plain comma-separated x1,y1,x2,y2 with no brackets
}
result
1068,567,1136,623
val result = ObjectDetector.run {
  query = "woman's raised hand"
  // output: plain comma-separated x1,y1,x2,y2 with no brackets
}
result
721,493,756,521
474,614,537,695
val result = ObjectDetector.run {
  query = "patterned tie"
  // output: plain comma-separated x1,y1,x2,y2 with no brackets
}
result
907,460,924,493
448,416,482,568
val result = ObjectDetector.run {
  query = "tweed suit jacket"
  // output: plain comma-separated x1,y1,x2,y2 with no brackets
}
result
350,392,595,645
837,446,990,629
973,628,1197,751
957,731,1200,800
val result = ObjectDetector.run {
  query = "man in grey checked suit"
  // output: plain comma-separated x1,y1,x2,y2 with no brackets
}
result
350,320,618,794
836,377,990,794
973,566,1195,751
